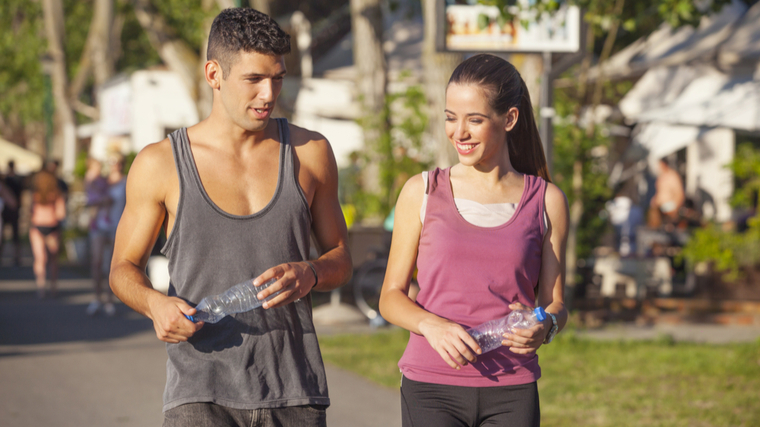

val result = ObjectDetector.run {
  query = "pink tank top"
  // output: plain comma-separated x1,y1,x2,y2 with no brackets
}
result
398,167,546,387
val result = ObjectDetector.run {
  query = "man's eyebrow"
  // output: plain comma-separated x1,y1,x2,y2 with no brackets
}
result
241,70,287,78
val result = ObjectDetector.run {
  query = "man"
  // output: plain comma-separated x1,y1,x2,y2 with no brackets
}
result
651,158,685,226
110,8,352,426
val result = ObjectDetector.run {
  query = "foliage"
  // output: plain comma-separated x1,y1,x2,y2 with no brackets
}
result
552,111,612,260
479,0,735,43
151,0,218,53
346,84,433,222
318,328,760,426
0,0,46,126
681,143,760,281
728,143,760,210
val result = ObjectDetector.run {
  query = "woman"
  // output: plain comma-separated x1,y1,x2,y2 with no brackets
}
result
30,169,66,298
379,54,569,427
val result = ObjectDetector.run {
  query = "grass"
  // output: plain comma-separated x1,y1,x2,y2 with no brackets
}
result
318,328,760,427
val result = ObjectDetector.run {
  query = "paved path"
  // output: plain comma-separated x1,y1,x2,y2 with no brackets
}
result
3,263,757,426
0,272,400,427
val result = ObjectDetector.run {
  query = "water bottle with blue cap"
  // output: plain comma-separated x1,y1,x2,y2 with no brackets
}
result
466,307,547,354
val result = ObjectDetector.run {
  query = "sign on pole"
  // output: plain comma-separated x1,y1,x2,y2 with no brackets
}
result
438,2,581,54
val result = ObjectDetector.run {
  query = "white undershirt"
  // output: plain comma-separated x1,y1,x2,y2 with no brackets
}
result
420,171,548,233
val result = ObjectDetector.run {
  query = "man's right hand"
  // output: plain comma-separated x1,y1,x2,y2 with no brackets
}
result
147,295,204,343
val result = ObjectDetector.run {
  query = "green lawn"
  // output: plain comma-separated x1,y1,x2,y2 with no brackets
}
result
318,328,760,427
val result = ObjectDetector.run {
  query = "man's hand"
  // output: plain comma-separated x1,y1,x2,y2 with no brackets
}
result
254,262,317,309
418,317,481,369
147,294,204,343
500,302,548,354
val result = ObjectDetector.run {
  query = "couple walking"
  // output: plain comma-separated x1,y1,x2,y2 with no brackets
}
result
110,8,568,427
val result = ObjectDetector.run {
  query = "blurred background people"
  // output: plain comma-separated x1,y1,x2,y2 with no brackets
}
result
1,161,24,266
45,160,69,202
29,167,66,298
649,158,685,229
86,155,127,316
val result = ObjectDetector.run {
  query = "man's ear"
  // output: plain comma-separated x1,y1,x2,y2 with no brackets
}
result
504,107,519,132
205,60,222,89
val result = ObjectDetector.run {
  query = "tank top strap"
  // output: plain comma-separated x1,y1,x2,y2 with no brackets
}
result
167,128,195,202
521,175,547,236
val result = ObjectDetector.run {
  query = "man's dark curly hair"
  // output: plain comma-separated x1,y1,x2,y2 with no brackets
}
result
207,8,291,79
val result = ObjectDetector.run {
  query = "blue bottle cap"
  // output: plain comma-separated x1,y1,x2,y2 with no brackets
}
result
184,314,196,322
533,307,546,322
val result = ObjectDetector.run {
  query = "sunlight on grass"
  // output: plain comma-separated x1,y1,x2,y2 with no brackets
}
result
319,328,760,427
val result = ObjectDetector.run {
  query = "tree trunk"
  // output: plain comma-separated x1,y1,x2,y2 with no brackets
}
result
421,0,461,168
41,0,77,174
131,0,201,111
350,0,387,116
350,0,388,197
91,0,115,88
566,0,624,305
250,0,270,15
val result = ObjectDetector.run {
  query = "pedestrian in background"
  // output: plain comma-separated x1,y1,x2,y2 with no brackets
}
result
379,54,569,427
86,155,126,316
2,160,24,266
29,168,66,298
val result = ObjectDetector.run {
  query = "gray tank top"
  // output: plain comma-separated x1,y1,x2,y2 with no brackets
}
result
160,118,329,411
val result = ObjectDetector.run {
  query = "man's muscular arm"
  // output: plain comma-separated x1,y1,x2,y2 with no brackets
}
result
109,141,202,342
256,128,353,309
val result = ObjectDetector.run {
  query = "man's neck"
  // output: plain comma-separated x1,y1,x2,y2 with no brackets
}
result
198,111,276,148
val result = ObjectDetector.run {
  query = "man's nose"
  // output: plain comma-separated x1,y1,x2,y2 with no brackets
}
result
259,80,275,103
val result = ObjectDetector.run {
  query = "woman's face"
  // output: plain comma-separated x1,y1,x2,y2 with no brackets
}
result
444,83,517,168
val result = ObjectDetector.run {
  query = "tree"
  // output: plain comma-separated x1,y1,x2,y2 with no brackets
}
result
42,0,77,172
0,0,47,153
421,0,461,168
350,0,388,131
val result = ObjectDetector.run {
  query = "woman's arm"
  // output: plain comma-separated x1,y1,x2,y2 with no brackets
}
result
379,175,481,369
503,182,569,354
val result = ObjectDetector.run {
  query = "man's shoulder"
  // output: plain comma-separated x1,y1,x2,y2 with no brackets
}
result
129,138,175,181
286,122,329,150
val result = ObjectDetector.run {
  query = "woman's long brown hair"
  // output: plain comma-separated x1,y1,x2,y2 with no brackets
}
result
448,54,551,182
33,170,60,204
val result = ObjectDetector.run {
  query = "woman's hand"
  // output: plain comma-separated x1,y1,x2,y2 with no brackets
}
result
418,317,481,369
501,302,549,354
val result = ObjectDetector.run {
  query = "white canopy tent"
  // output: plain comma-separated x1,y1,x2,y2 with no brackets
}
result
0,138,44,175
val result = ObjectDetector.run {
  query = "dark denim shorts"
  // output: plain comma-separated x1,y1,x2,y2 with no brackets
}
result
163,402,327,427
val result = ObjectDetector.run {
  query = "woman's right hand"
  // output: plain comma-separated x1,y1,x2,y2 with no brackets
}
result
418,317,481,369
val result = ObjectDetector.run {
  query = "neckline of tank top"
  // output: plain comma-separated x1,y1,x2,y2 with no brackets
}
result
180,124,286,220
443,168,529,231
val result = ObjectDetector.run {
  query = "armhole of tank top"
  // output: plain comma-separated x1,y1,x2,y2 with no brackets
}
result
160,130,184,257
282,119,312,223
420,171,429,226
539,178,547,239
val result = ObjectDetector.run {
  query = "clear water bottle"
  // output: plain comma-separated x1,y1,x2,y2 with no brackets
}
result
466,307,547,354
184,278,281,323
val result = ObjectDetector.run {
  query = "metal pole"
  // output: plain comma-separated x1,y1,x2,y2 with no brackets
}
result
539,51,554,178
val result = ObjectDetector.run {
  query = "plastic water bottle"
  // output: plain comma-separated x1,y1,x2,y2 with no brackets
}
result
466,307,547,354
185,278,281,323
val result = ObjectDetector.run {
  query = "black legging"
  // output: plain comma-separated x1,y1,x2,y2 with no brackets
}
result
400,376,540,427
